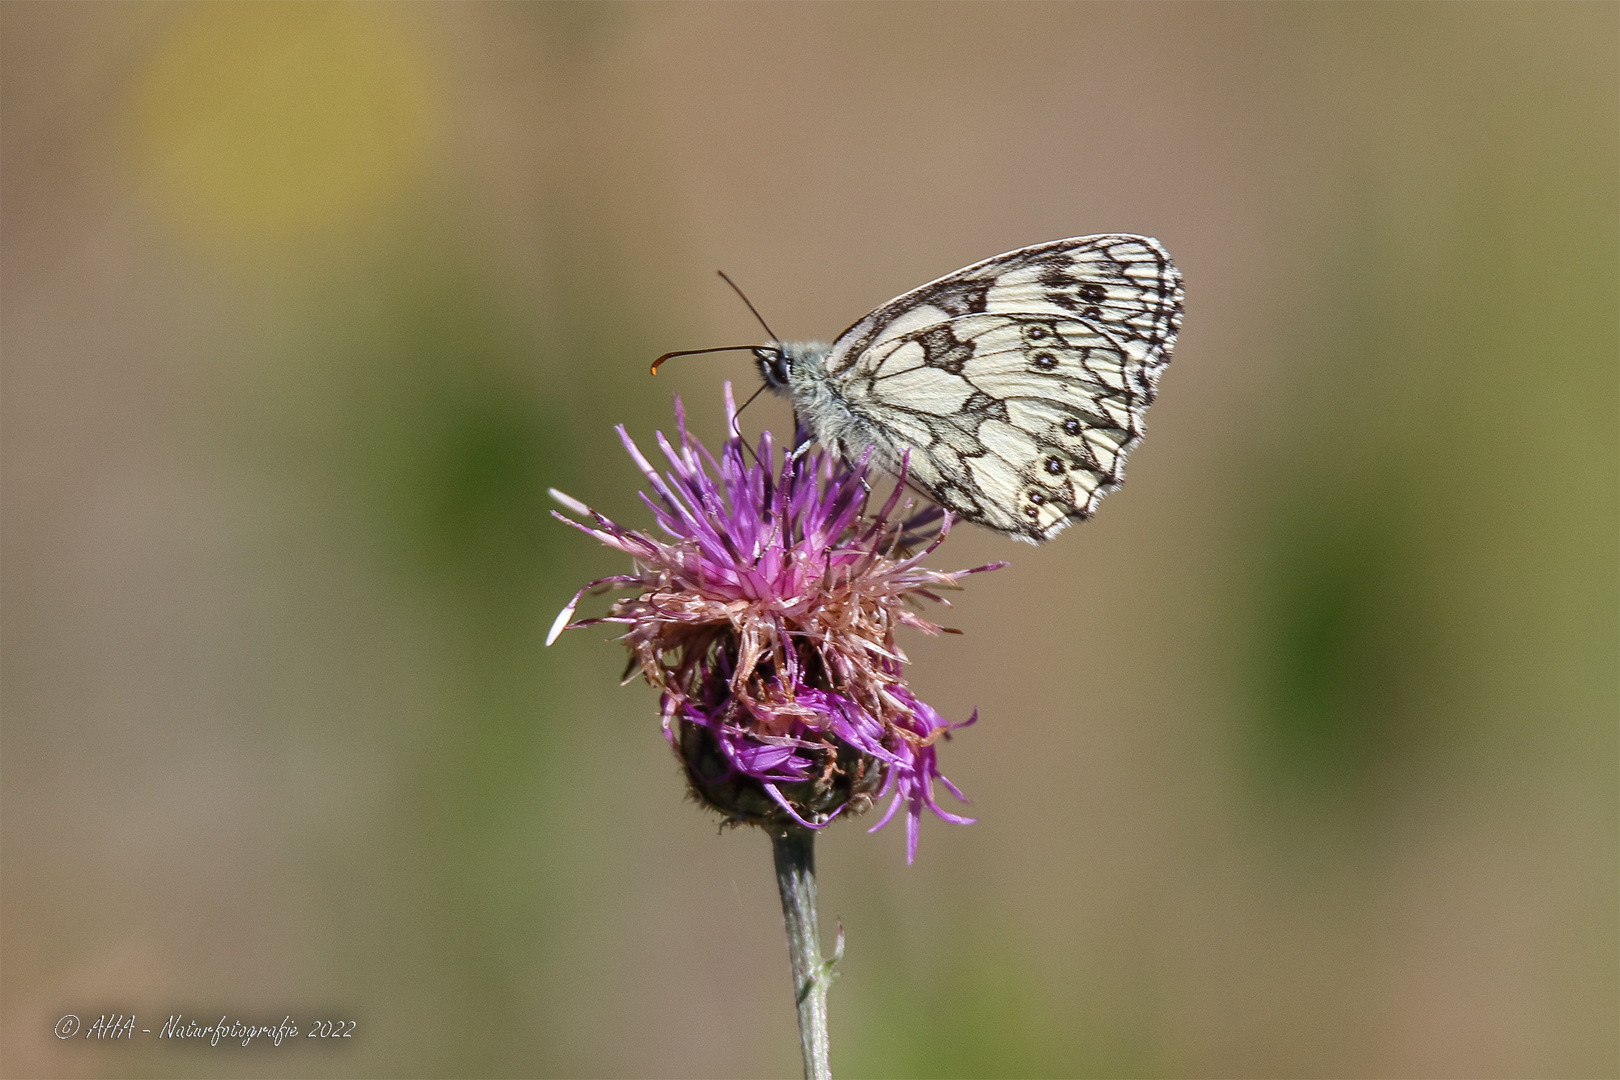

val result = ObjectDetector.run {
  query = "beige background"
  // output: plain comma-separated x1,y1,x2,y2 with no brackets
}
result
3,3,1615,1077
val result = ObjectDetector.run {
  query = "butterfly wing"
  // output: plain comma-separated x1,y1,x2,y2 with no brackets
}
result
821,235,1183,541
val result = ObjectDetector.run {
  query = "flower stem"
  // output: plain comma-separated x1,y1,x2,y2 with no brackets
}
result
772,826,841,1080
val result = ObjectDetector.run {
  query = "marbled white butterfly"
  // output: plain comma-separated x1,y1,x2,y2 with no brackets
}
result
660,236,1183,543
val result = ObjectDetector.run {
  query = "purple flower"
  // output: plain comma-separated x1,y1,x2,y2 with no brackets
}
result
548,387,1003,862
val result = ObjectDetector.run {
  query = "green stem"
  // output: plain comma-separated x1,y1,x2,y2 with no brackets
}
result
771,826,841,1080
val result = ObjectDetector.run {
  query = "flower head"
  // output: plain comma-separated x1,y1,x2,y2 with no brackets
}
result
548,387,1003,861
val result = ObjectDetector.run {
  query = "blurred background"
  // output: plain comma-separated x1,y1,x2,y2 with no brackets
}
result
3,4,1614,1077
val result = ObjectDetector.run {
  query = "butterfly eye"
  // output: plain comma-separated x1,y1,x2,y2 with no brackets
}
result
1027,326,1049,340
1062,418,1082,436
1029,491,1046,505
751,346,791,388
1045,457,1064,475
1032,352,1058,370
1078,283,1107,303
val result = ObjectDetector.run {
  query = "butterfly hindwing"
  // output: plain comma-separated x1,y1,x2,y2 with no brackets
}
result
818,235,1182,541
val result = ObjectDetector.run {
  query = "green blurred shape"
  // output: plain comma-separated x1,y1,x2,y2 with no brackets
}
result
383,354,558,586
263,227,645,1074
1251,485,1415,792
844,939,1156,1079
328,259,572,623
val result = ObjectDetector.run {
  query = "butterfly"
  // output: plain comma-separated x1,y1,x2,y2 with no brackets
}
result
658,236,1183,543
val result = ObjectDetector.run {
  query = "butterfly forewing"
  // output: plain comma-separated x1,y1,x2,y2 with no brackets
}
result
820,235,1182,542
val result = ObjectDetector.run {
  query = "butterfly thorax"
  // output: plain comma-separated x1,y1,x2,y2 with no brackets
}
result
756,341,897,470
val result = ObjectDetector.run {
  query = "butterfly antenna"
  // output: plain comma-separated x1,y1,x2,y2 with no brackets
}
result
649,345,761,375
717,270,780,342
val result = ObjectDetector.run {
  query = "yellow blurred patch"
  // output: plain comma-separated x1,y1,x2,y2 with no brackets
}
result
133,3,439,247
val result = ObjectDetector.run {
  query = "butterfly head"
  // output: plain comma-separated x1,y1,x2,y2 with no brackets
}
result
754,342,832,396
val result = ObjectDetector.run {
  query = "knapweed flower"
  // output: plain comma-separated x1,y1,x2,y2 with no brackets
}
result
547,387,1004,862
